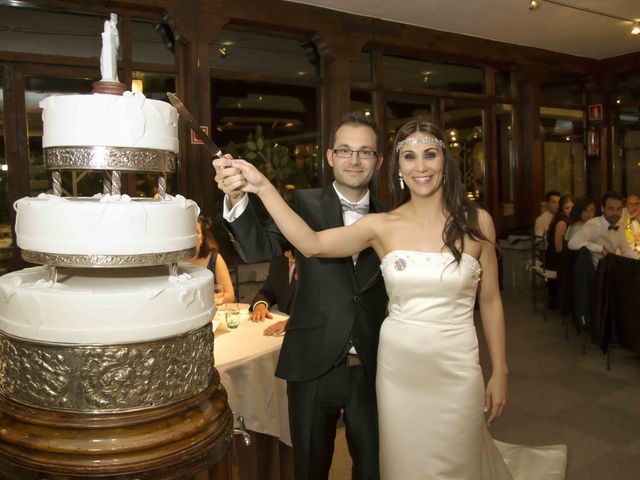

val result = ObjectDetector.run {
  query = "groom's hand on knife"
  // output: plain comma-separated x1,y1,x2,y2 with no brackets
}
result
213,155,246,207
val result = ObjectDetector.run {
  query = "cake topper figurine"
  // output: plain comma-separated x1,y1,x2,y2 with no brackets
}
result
100,14,119,83
93,13,126,95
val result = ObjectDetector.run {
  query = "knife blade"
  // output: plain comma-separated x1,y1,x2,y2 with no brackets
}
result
167,92,223,158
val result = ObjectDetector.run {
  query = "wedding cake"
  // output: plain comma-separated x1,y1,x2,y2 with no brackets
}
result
40,91,179,153
0,264,214,343
15,193,199,257
0,14,231,478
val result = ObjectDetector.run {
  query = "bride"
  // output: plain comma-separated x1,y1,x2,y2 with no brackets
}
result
214,120,566,479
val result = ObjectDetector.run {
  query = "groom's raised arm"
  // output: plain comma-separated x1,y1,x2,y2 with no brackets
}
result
214,157,286,263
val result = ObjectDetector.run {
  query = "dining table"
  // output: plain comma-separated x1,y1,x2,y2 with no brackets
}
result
213,304,293,480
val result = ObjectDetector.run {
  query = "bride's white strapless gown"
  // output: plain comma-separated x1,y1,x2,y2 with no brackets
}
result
377,251,567,480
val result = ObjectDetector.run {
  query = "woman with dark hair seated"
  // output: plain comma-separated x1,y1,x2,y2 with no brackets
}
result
566,197,596,242
545,194,574,271
187,215,235,303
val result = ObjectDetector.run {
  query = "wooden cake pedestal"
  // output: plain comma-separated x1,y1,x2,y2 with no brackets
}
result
0,382,233,479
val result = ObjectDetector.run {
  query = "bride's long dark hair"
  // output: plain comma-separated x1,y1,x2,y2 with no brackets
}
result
388,120,490,264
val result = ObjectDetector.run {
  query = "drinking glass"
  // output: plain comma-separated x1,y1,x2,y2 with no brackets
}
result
223,303,240,329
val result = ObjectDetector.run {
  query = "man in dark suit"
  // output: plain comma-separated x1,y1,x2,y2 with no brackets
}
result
213,112,386,480
249,249,297,319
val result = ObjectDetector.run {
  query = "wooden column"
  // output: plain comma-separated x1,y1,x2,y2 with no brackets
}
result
514,62,546,227
584,74,615,202
2,62,29,271
313,32,367,187
166,2,229,217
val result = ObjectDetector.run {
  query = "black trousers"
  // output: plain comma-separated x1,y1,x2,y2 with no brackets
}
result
287,363,379,480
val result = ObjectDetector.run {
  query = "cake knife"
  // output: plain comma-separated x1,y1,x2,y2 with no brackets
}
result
167,92,223,158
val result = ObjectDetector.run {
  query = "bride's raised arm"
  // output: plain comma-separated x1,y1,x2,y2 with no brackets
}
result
222,158,378,259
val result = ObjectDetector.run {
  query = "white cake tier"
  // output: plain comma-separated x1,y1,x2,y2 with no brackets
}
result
40,92,179,153
0,264,215,343
14,193,199,257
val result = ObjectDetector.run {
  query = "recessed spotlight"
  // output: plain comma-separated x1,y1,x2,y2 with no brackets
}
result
632,23,640,35
529,0,541,11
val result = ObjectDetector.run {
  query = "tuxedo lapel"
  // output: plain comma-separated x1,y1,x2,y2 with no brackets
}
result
355,193,384,291
321,188,345,230
321,188,359,282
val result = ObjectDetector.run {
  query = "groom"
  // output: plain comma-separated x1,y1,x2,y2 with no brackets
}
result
213,112,387,479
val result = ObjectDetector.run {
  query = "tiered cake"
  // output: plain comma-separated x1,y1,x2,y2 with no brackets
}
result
0,16,232,479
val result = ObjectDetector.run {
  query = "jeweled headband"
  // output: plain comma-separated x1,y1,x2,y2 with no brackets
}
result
396,136,446,152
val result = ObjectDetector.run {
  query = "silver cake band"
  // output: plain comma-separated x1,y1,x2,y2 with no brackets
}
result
44,146,176,172
21,248,195,268
0,324,216,412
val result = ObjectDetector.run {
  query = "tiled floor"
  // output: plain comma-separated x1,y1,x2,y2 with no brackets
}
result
329,292,640,480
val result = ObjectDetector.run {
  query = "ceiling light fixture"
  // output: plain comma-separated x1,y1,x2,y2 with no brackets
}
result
529,0,640,36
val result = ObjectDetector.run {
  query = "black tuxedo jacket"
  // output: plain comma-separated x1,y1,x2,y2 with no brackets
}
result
250,255,297,315
225,188,387,383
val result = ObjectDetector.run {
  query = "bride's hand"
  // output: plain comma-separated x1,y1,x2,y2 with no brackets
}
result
230,159,270,196
484,372,508,426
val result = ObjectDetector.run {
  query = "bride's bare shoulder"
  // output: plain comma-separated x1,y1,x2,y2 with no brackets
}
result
475,208,496,241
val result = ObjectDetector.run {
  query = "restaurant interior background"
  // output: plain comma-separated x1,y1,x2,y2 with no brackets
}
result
0,0,639,275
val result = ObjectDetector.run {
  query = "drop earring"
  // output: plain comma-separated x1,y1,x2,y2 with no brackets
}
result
399,173,405,190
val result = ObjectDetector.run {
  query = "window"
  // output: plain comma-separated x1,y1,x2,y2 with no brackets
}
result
540,107,585,196
0,85,11,275
616,106,640,195
0,6,104,58
382,55,484,94
497,104,515,206
495,69,513,98
540,72,583,107
132,20,175,65
443,105,485,204
211,29,319,78
212,78,320,190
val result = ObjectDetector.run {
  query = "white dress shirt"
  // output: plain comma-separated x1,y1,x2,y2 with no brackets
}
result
567,215,640,265
534,211,554,237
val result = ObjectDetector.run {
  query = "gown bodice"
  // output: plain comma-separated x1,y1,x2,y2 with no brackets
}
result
381,250,481,326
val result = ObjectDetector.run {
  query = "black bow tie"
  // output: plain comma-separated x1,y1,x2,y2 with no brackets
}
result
339,199,369,215
608,225,619,231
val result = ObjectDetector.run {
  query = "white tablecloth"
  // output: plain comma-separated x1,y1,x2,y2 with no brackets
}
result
214,305,291,446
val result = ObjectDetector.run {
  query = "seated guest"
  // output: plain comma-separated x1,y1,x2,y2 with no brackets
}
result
566,197,596,242
544,195,573,310
568,191,640,266
535,190,561,237
248,249,298,336
188,215,235,303
623,193,640,249
547,195,574,267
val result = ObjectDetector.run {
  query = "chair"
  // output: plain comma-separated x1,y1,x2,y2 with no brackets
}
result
573,247,595,354
557,246,578,340
531,229,557,322
591,254,640,370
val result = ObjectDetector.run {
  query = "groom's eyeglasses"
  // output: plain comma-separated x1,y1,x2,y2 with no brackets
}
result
332,148,378,160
